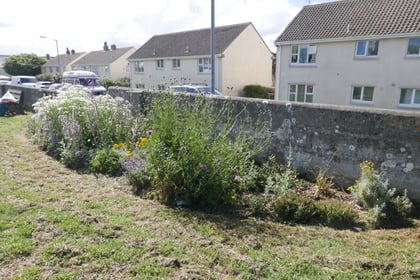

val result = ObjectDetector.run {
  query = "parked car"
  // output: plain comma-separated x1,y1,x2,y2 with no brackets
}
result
168,84,224,96
62,71,106,95
10,76,38,87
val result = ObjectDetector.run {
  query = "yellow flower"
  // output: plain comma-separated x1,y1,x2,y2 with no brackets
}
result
136,137,148,148
125,150,133,157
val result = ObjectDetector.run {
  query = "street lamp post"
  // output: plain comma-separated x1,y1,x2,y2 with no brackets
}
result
40,36,61,78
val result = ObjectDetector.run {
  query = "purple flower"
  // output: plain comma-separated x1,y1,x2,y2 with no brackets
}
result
180,146,187,152
199,163,208,170
146,130,152,136
215,157,221,164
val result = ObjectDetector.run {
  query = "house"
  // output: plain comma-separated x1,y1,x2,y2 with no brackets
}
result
0,55,10,76
41,49,86,77
71,43,136,81
128,22,273,96
274,0,420,110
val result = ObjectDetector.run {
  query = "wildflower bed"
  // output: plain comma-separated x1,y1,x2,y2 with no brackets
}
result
1,111,419,278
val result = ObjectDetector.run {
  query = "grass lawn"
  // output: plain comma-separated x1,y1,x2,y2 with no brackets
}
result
0,114,419,279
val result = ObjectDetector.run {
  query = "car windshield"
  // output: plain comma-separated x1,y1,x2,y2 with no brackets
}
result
196,86,222,95
21,77,37,83
80,78,100,87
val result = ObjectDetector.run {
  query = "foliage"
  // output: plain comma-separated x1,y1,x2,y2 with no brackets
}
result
349,160,415,228
141,94,270,209
316,199,359,228
116,77,130,88
36,73,55,82
27,86,140,169
242,84,274,99
3,53,47,76
273,193,318,224
89,148,124,176
101,78,115,89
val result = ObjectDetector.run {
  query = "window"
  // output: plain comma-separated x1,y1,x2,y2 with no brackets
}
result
291,45,317,64
355,40,379,57
135,83,145,89
399,88,420,106
157,84,166,90
289,84,314,103
198,57,211,73
134,61,144,73
352,86,374,102
157,59,164,69
172,59,181,69
407,38,420,56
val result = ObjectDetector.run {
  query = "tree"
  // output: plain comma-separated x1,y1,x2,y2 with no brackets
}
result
3,53,47,76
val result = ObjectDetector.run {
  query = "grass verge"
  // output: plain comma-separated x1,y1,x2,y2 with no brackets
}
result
0,114,419,279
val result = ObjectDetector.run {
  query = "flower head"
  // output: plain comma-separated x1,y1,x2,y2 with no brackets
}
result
215,157,222,164
146,130,153,136
180,146,187,152
199,163,208,170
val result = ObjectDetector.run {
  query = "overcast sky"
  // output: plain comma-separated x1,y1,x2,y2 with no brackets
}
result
0,0,335,56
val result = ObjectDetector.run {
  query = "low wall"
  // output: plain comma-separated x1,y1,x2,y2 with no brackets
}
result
2,85,419,205
108,87,420,206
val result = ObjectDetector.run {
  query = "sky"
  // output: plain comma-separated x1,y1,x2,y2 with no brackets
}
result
0,0,335,57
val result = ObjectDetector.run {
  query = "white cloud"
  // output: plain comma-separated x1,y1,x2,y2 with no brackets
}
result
0,0,335,56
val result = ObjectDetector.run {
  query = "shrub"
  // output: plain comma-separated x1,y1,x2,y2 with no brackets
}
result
248,194,270,217
89,148,123,176
316,199,359,228
273,193,318,224
141,94,270,209
28,87,141,171
349,160,415,228
242,85,274,99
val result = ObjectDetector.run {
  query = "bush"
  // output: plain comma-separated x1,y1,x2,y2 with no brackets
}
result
316,199,359,228
242,85,274,99
141,94,270,209
273,193,318,224
28,87,141,171
89,148,123,176
349,161,415,228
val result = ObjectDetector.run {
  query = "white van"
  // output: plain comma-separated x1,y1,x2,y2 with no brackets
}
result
11,76,38,87
62,71,106,95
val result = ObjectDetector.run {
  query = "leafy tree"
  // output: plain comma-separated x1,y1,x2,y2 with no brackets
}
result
3,53,47,76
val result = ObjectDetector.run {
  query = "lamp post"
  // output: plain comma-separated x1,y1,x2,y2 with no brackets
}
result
40,36,61,78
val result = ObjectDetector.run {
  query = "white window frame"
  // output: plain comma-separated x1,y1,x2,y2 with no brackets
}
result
407,38,420,56
198,57,211,73
351,86,374,103
172,59,181,69
290,44,317,65
157,59,164,69
134,61,144,73
288,84,314,103
399,88,420,107
135,83,145,89
355,40,379,57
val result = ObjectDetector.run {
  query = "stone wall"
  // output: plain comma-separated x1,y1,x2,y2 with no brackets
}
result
108,87,420,205
2,85,419,205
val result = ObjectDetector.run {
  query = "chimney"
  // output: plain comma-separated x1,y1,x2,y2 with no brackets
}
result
46,54,50,60
71,49,75,55
111,44,116,51
103,42,110,51
66,48,70,55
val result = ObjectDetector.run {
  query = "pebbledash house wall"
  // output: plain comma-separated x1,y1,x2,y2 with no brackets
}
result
2,84,419,206
108,87,420,206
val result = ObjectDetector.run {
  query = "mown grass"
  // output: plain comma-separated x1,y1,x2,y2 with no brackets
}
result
0,114,419,279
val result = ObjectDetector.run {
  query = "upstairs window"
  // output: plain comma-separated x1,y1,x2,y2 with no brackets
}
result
157,59,164,69
291,44,317,64
400,88,420,106
355,40,379,57
172,59,181,69
198,57,211,73
407,38,420,56
352,86,374,103
289,84,314,103
134,61,144,73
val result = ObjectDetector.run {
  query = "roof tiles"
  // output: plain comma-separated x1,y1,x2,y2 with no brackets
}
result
276,0,420,43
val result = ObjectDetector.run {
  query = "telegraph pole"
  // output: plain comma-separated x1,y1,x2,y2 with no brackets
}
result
211,0,215,94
